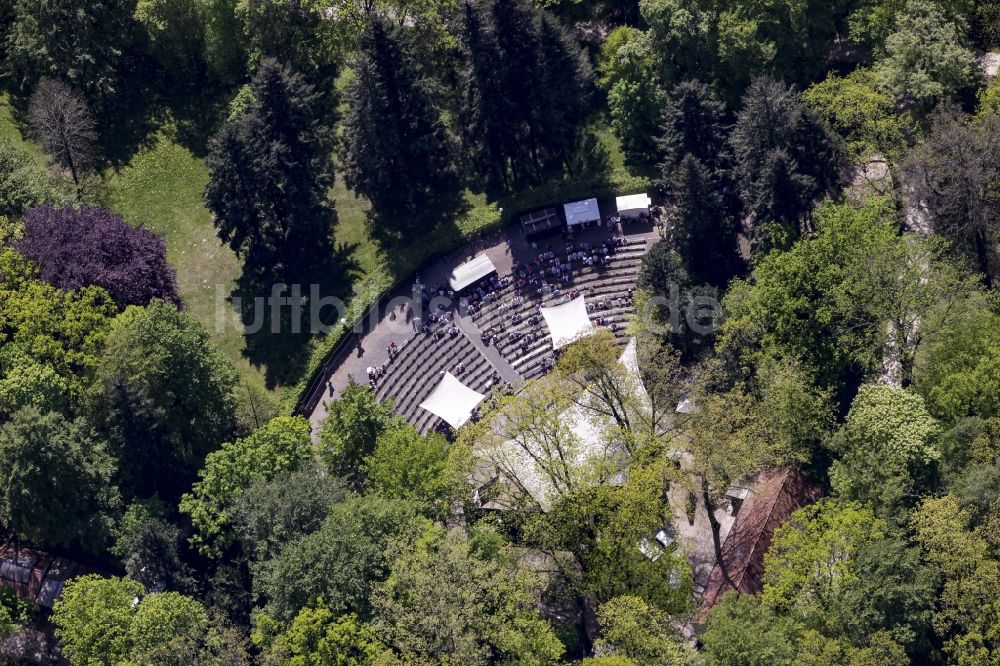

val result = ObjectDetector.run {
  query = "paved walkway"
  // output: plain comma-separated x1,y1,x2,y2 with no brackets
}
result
454,309,520,383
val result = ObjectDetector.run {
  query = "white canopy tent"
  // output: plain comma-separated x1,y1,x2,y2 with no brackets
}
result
419,372,486,428
476,338,649,511
616,193,651,218
449,254,497,291
540,295,594,350
563,198,601,227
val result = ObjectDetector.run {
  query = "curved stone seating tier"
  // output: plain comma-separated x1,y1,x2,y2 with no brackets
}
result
353,233,651,433
472,262,643,333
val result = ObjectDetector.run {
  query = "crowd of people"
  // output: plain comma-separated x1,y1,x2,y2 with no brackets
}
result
358,228,638,427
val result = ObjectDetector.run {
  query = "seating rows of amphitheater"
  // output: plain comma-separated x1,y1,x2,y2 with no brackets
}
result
374,327,500,434
471,238,647,378
370,235,650,434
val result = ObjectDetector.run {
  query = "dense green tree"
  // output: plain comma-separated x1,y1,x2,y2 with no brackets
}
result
763,500,934,652
874,0,978,113
657,79,730,178
204,58,336,277
701,594,802,666
319,380,400,480
592,595,693,664
3,0,136,108
373,526,564,665
112,500,197,595
97,374,173,499
905,108,1000,285
635,241,721,360
597,26,646,91
364,424,454,510
719,199,967,397
459,0,592,192
53,576,217,666
0,350,70,417
230,465,348,562
605,30,663,167
254,496,427,622
829,385,940,521
669,154,740,287
730,77,844,255
641,0,846,102
341,17,459,237
0,247,116,400
52,575,145,666
180,415,315,558
639,0,712,81
803,69,908,161
254,603,383,666
127,592,210,666
0,140,67,217
0,407,119,549
93,300,238,498
912,494,1000,664
914,295,1000,420
134,0,246,91
235,0,344,93
522,462,692,613
979,76,1000,116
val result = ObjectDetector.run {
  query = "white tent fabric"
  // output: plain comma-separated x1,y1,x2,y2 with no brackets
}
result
478,340,648,511
616,193,651,217
618,337,650,407
540,295,594,350
419,372,486,428
563,198,601,227
449,254,497,291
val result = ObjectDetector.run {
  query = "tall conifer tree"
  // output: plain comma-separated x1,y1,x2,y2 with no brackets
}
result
341,17,459,236
204,59,335,277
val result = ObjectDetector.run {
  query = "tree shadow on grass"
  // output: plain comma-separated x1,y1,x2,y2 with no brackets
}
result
92,75,162,169
159,85,235,158
368,193,471,283
231,241,361,390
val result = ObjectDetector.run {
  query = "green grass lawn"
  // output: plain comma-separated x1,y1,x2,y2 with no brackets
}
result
4,88,640,409
97,138,272,392
1,94,45,162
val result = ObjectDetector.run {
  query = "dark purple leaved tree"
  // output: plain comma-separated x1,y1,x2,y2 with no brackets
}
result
19,205,180,308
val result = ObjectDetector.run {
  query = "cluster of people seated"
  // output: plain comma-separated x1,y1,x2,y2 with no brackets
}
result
593,316,620,332
586,289,634,313
421,306,457,338
463,275,511,316
467,234,626,319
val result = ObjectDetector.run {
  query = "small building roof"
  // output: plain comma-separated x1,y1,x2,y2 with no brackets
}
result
449,254,497,292
697,467,823,617
563,198,601,227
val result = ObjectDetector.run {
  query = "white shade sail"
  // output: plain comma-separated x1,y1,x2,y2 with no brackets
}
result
449,254,497,291
616,193,651,217
540,295,595,350
419,372,486,428
563,198,601,227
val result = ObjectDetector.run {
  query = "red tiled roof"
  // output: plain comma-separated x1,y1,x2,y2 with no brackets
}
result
697,467,823,615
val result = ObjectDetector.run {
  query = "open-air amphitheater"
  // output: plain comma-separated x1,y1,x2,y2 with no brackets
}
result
304,194,660,435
